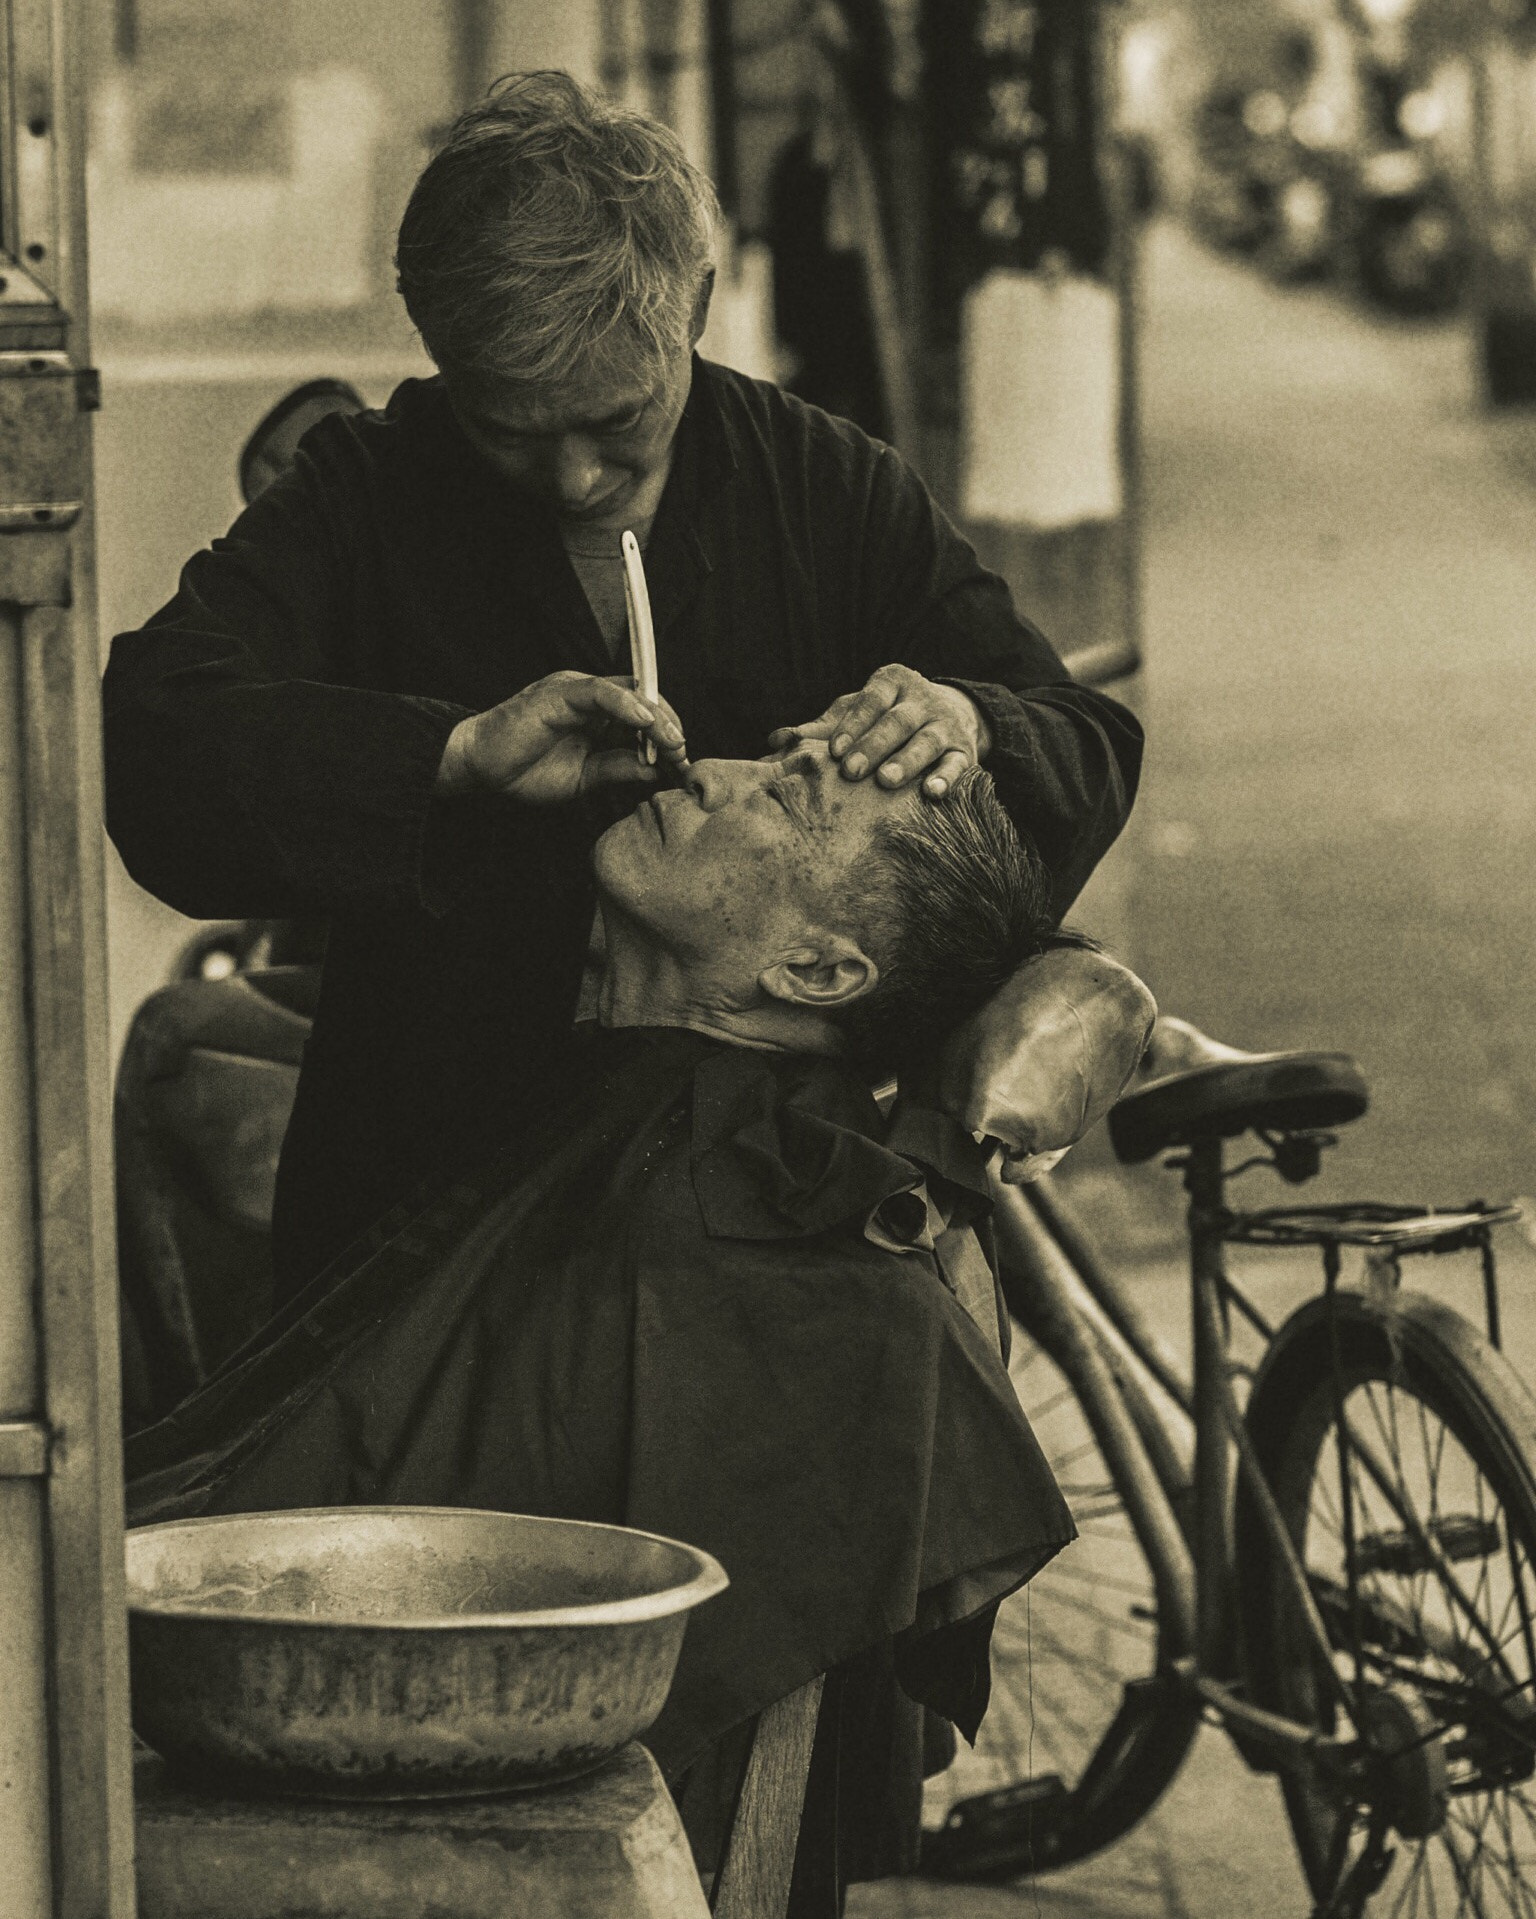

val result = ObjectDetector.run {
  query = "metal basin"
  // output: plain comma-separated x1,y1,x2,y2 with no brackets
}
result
126,1506,728,1799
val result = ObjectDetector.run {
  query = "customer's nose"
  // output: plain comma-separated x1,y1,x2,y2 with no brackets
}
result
688,760,739,812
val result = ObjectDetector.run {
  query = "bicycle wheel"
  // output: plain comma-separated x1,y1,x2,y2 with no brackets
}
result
922,1300,1199,1877
1242,1289,1536,1915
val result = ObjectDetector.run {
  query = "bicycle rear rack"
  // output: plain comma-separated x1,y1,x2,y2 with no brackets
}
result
1222,1199,1525,1350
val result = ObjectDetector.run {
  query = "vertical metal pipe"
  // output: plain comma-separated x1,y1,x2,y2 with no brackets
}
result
704,0,737,218
0,1488,53,1919
598,0,632,96
450,0,493,112
0,601,53,1919
0,612,41,1433
638,0,682,127
24,597,136,1919
1186,1139,1232,1667
0,0,137,1909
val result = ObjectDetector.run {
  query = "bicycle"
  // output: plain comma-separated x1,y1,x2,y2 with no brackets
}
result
921,1016,1535,1917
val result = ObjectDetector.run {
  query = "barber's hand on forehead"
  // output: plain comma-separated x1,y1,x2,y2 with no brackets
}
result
769,664,991,798
436,671,687,806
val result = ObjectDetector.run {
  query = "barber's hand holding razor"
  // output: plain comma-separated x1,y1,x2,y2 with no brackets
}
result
436,672,688,805
769,664,991,799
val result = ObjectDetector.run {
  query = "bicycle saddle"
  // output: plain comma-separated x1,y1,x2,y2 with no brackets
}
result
1108,1016,1369,1164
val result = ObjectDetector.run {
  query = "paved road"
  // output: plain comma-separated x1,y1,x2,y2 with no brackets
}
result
1121,220,1536,1234
859,222,1536,1917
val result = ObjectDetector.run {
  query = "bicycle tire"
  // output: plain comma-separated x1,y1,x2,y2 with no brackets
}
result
923,1209,1200,1878
1240,1287,1536,1914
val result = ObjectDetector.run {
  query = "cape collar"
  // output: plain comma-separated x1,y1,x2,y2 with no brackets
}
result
687,1046,992,1244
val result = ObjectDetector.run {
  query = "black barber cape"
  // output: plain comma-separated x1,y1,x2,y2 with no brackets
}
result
103,357,1142,1292
126,1026,1074,1781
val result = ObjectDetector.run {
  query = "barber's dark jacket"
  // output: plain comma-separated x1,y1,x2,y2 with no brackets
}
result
103,357,1143,1291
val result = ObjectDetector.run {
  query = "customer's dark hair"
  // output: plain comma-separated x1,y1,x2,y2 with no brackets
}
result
834,766,1057,1074
395,70,718,383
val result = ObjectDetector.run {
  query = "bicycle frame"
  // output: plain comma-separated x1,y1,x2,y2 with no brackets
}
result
997,1144,1369,1788
995,1180,1197,1656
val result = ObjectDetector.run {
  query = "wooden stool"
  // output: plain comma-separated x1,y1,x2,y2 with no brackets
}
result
134,1744,709,1919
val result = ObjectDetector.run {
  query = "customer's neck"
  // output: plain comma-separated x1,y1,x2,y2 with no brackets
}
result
597,914,842,1058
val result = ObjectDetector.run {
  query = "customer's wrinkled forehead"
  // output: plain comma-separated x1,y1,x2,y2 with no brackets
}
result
757,735,920,837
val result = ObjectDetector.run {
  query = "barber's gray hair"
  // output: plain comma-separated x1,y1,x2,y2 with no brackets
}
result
838,766,1057,1074
395,70,719,384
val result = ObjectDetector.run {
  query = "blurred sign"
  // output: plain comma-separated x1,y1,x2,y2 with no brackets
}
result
925,0,1111,323
133,77,289,176
127,0,294,175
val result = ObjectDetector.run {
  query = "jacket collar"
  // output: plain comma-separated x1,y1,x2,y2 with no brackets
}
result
408,360,739,674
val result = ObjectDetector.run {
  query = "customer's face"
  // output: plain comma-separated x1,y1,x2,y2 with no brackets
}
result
442,336,694,526
594,739,915,969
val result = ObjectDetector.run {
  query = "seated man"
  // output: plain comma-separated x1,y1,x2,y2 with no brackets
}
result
126,694,1079,1904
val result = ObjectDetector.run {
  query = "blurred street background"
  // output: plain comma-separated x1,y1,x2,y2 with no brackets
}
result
91,0,1536,1235
82,0,1536,1910
1069,207,1536,1251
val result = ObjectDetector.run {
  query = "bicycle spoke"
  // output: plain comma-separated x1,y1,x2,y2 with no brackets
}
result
1433,1607,1533,1700
1401,1384,1440,1656
925,1313,1193,1868
1413,1386,1441,1647
1049,1437,1108,1474
1024,1384,1084,1426
1507,1528,1536,1690
1390,1842,1427,1919
1008,1340,1047,1383
1436,1819,1484,1914
1258,1325,1536,1918
1023,1584,1158,1647
990,1665,1099,1754
1445,1805,1530,1918
1480,1553,1525,1673
1510,1786,1536,1853
1339,1411,1513,1676
1043,1559,1157,1601
992,1614,1136,1686
1057,1484,1127,1508
1471,1473,1495,1664
1446,1791,1502,1900
1413,1842,1443,1919
1491,1792,1536,1919
1370,1383,1434,1654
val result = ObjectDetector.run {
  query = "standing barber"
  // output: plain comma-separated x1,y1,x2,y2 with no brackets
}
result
104,71,1143,1298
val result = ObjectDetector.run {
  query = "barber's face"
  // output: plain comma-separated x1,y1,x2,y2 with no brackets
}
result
594,739,915,962
442,338,694,526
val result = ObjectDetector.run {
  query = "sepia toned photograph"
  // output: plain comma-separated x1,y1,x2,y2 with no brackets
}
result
3,1,1535,1914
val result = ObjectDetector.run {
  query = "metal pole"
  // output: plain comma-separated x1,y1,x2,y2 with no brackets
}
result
1185,1139,1233,1668
704,0,737,219
0,600,53,1919
0,0,136,1913
450,0,493,112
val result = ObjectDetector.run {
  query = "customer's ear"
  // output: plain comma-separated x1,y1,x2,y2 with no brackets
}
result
759,934,878,1010
690,269,716,345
